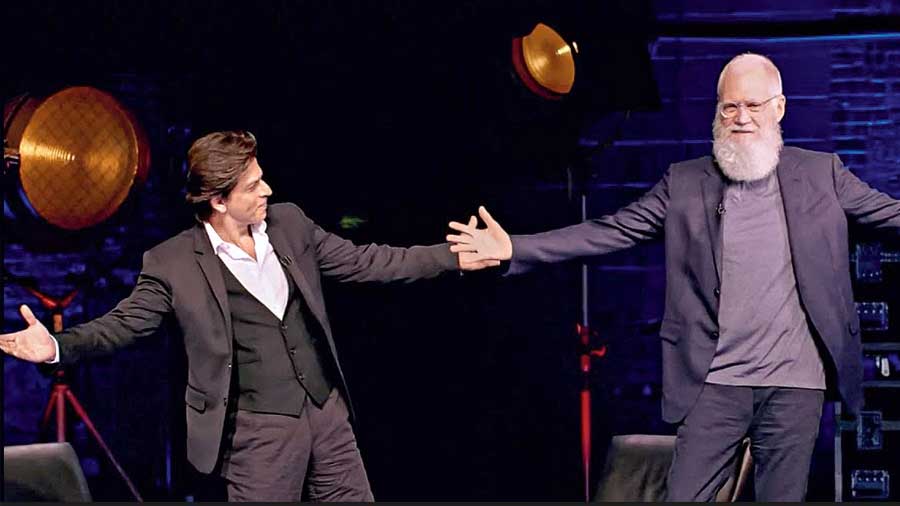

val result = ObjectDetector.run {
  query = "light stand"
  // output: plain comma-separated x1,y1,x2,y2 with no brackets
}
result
567,112,628,502
21,285,143,501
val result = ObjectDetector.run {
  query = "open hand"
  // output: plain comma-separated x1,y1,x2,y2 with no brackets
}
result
447,206,512,271
0,305,56,363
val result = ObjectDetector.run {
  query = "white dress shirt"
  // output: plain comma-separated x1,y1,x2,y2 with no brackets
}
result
204,220,289,320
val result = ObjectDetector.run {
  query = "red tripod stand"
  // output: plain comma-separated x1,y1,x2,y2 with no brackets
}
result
576,322,607,503
25,286,143,501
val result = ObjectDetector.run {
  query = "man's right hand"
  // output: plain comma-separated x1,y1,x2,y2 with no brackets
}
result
0,305,57,363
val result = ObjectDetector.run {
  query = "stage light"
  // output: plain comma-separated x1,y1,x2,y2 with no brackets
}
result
512,22,576,100
4,86,150,231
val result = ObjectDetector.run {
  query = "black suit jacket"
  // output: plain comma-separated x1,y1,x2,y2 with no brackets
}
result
508,147,900,423
57,203,458,473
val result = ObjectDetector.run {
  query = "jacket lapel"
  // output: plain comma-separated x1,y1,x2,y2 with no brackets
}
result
701,164,726,284
775,149,806,260
193,225,233,342
266,224,329,329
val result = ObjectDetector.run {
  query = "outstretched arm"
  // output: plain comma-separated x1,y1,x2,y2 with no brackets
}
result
834,154,900,231
454,169,670,276
310,213,460,283
13,250,174,365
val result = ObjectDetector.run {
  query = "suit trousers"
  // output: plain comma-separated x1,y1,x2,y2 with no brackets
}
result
664,383,824,502
218,388,373,502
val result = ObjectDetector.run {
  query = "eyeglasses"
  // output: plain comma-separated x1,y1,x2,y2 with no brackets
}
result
718,94,782,118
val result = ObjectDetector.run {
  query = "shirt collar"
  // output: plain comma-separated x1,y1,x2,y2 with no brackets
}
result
726,169,778,199
203,220,268,255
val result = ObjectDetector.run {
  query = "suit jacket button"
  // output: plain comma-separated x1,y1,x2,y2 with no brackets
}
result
711,331,720,339
714,287,721,296
297,373,306,381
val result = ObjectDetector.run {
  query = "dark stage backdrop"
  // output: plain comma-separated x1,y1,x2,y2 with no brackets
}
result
4,0,900,501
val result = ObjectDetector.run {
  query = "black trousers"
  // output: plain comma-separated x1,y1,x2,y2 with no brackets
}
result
665,383,824,502
218,388,373,502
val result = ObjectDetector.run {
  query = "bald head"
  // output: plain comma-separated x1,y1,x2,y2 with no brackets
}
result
716,53,782,98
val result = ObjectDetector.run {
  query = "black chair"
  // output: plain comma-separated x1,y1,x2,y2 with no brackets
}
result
4,442,92,502
593,434,753,502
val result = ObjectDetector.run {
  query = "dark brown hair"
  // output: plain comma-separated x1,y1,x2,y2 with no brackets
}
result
185,130,257,220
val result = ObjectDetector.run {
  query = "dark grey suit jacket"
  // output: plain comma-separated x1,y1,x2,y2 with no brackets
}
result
509,146,900,423
56,203,458,473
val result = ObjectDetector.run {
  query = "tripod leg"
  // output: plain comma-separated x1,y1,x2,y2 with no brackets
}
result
39,388,60,434
64,389,144,501
56,387,67,442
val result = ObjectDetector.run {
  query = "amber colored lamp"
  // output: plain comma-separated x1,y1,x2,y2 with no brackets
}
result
512,23,576,100
10,86,150,230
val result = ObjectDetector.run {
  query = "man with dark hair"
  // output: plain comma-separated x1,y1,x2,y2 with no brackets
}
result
0,130,495,501
447,53,900,501
184,130,261,221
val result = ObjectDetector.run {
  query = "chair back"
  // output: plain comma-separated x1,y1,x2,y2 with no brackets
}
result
4,443,92,502
593,434,753,502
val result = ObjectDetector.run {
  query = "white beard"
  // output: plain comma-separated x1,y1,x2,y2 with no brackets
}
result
712,118,783,182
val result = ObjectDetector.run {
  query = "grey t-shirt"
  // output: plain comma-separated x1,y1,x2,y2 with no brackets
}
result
706,171,826,389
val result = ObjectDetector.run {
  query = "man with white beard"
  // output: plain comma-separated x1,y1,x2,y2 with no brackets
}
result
446,53,900,501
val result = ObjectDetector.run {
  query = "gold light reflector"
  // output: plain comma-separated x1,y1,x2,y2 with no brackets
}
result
16,86,149,230
512,23,576,100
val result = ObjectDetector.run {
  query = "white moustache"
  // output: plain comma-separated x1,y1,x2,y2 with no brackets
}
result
712,119,783,182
